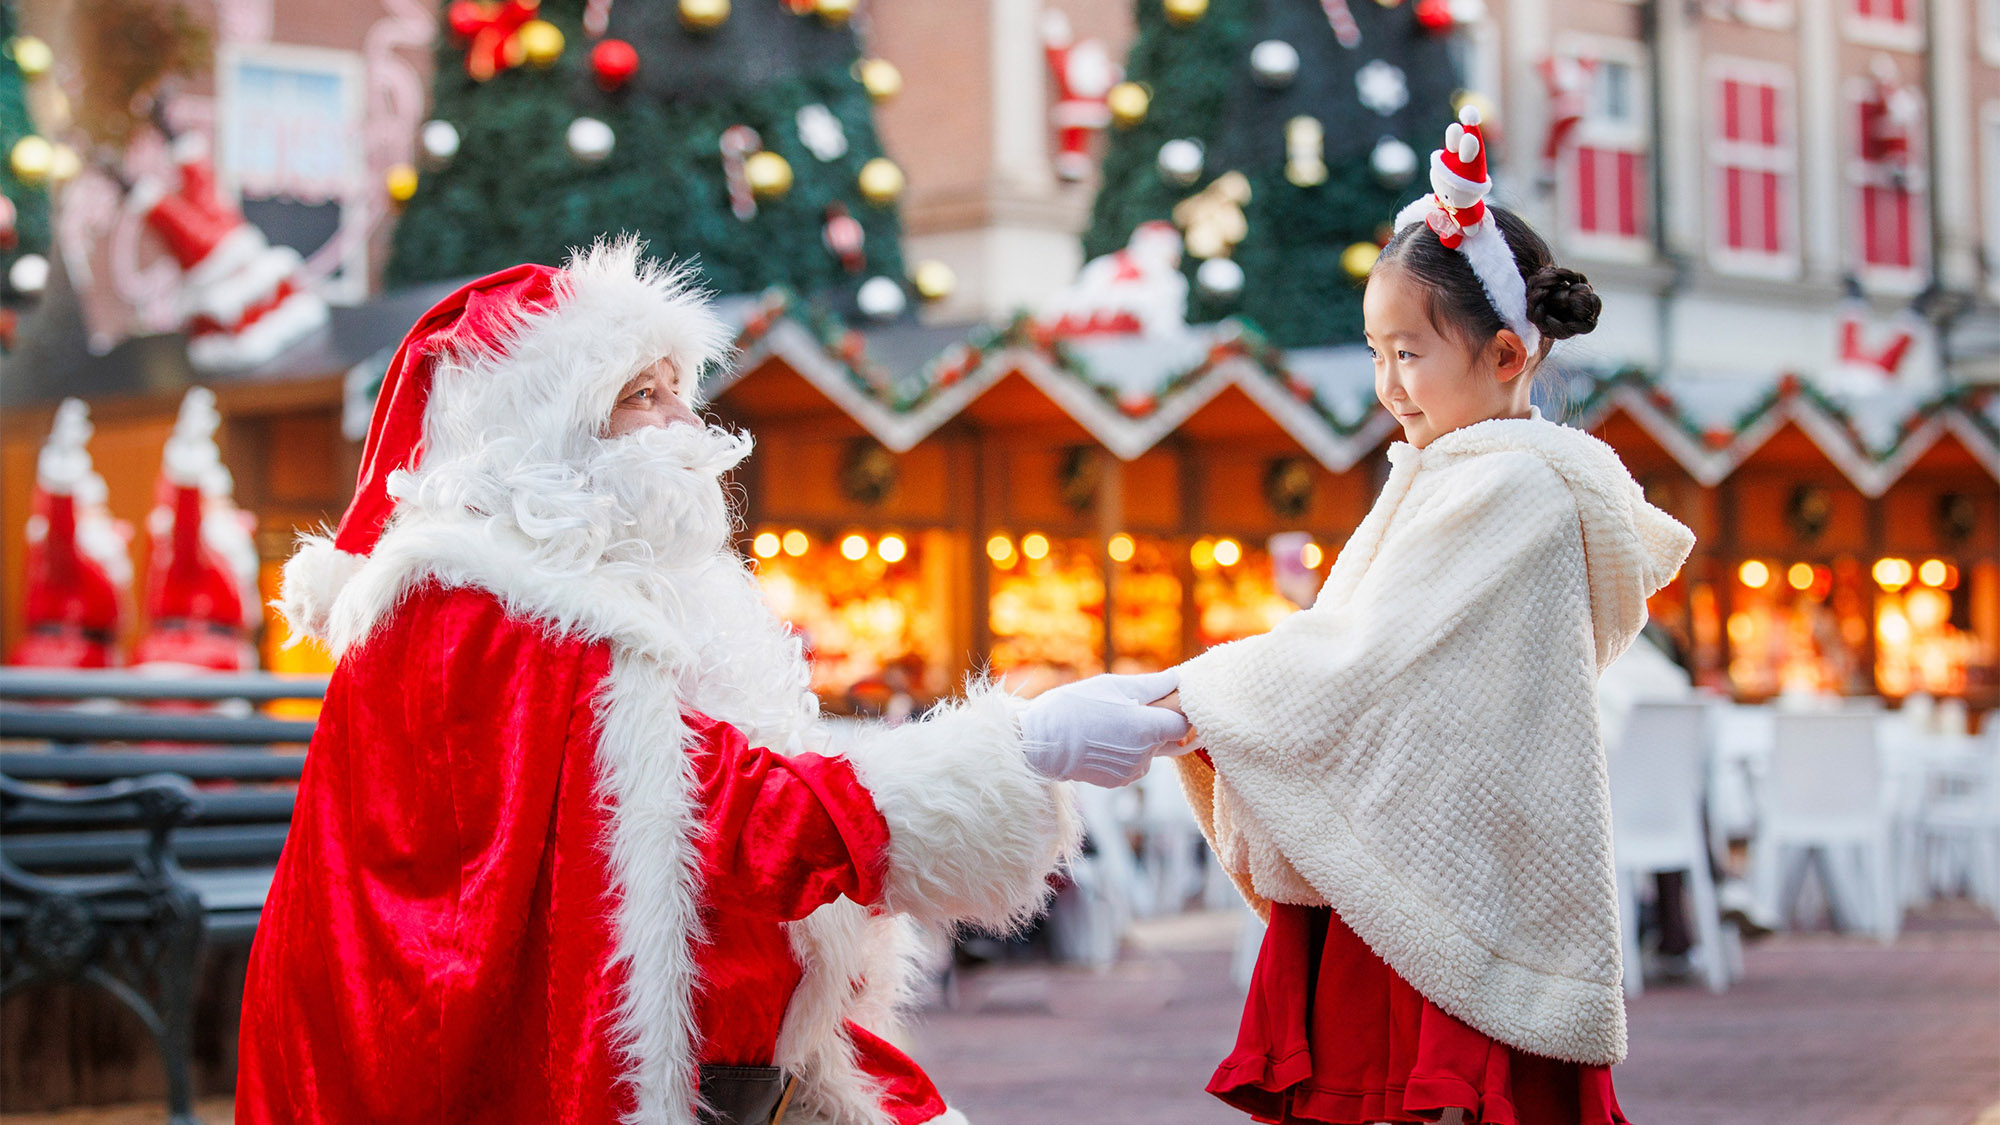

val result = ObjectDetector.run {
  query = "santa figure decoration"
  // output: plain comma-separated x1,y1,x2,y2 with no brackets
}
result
1538,55,1595,165
1861,56,1919,183
12,400,132,669
1042,11,1118,183
239,238,1187,1124
1039,220,1190,338
129,132,328,373
131,388,259,673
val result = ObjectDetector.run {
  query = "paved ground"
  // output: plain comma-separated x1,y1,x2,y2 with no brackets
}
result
5,905,1996,1124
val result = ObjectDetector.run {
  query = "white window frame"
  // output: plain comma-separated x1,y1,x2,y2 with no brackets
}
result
1980,0,2000,67
1707,59,1800,279
1556,36,1652,264
1843,77,1929,293
1844,0,1924,53
1707,0,1796,30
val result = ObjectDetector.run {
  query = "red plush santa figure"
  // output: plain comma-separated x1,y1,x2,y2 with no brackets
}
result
130,133,329,372
1041,11,1118,183
239,238,1187,1125
12,400,132,669
131,388,259,673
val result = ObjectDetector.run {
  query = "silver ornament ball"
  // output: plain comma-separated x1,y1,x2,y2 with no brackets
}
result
1370,136,1419,187
1249,40,1300,87
566,117,616,164
1157,138,1205,187
1196,257,1244,301
8,252,48,298
420,119,461,167
856,276,908,321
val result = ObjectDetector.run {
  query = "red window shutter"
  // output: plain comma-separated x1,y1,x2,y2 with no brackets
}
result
1578,146,1600,233
1762,172,1782,253
1617,151,1641,238
1758,84,1778,146
1892,188,1912,266
1722,80,1741,141
1887,0,1907,22
1725,167,1745,248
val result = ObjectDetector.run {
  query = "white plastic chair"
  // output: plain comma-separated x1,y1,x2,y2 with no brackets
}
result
1752,712,1901,942
1135,757,1206,917
1047,785,1144,967
1911,729,2000,915
1609,701,1735,995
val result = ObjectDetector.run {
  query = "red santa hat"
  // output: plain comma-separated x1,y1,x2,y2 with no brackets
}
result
277,237,735,646
13,401,130,669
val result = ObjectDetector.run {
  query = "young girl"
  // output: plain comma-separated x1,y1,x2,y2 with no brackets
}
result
1166,108,1694,1125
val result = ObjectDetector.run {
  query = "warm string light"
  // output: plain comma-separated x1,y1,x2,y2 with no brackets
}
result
752,532,781,558
987,534,1015,564
840,534,869,561
1022,533,1050,560
1108,533,1135,563
1300,542,1324,569
1212,538,1242,567
877,534,907,563
1737,560,1770,589
782,529,810,557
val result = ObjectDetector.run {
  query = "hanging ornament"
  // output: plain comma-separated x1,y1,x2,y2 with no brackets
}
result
1250,41,1300,87
782,0,815,12
1196,258,1245,302
857,157,905,205
856,58,903,102
797,104,849,161
679,0,731,31
452,0,541,81
856,276,907,321
1356,59,1410,116
8,36,53,80
1369,135,1418,186
1318,0,1363,47
1157,138,1204,186
1373,0,1406,7
420,120,462,168
0,195,15,250
746,150,794,200
8,253,48,298
823,203,866,272
1450,0,1487,21
1164,0,1209,25
1341,241,1380,279
385,163,420,204
47,144,79,183
446,1,487,39
9,135,52,186
1415,0,1455,32
911,260,956,302
719,125,762,219
518,20,565,67
566,117,616,163
1173,171,1251,260
591,39,639,91
1108,82,1151,128
815,0,857,23
1284,116,1327,187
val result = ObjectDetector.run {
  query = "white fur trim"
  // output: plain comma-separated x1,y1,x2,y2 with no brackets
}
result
182,225,266,291
186,289,329,372
1393,197,1541,356
183,244,304,324
1428,149,1489,200
841,685,1081,933
775,904,912,1125
271,533,367,646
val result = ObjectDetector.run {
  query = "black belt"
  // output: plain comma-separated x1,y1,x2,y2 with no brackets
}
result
697,1064,796,1125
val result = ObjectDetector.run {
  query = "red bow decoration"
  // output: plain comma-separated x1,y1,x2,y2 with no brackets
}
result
447,0,541,81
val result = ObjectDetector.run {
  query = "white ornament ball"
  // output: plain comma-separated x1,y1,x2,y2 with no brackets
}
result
1157,138,1205,186
420,120,461,167
1196,257,1244,301
566,117,615,164
1370,135,1419,187
1249,40,1300,88
856,276,907,321
9,252,49,298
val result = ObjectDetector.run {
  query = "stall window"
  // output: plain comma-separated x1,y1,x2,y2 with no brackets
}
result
987,532,1106,693
1108,533,1183,674
753,527,948,714
1725,557,1872,699
1872,556,1979,698
1190,535,1325,651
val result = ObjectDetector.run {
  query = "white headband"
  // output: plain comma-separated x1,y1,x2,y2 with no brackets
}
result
1393,196,1542,357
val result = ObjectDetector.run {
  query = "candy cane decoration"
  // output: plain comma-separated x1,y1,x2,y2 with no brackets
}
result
583,0,613,36
1320,0,1361,48
720,126,762,220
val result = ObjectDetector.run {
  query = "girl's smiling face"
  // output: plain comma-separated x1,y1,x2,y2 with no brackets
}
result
1363,265,1534,449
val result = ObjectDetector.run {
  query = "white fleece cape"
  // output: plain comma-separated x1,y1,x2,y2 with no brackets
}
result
1176,410,1695,1067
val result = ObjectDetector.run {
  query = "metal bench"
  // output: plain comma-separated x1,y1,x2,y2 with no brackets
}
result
0,670,323,1125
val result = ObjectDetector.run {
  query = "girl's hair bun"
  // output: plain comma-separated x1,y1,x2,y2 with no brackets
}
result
1525,266,1600,341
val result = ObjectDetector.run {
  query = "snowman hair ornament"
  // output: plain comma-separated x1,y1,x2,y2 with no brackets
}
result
1392,106,1541,356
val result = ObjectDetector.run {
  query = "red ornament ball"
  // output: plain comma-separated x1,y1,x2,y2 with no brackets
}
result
446,0,487,39
591,39,639,90
1415,0,1455,31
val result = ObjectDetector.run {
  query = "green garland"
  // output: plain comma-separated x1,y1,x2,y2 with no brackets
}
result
1,1,50,306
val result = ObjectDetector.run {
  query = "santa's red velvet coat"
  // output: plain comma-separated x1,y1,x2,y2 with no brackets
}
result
241,242,1078,1124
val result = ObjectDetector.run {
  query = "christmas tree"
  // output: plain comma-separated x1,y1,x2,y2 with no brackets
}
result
1,0,51,317
389,0,908,316
1083,0,1466,347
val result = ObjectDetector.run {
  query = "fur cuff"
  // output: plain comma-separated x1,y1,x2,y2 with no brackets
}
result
921,1110,971,1125
273,533,367,647
841,685,1080,933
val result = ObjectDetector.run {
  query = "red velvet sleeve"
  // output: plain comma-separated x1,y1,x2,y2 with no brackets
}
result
686,713,893,922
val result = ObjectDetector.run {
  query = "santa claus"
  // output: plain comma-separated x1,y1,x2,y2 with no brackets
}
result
238,238,1187,1124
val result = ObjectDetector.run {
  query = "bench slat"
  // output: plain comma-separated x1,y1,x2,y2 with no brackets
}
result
0,670,328,703
1,751,305,783
5,824,290,869
0,706,315,746
5,788,294,829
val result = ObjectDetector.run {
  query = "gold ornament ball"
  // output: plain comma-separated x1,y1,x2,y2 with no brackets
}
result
1108,82,1151,128
9,36,53,80
745,150,793,199
679,0,731,31
911,260,955,302
517,20,565,68
815,0,857,23
9,135,53,186
47,143,80,182
856,58,902,103
1341,241,1381,280
1164,0,1209,25
386,163,420,204
857,157,905,205
1452,89,1497,125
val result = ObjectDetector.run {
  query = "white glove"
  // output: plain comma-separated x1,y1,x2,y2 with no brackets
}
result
1019,669,1190,788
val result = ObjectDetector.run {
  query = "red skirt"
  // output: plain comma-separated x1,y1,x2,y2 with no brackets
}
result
1209,903,1630,1125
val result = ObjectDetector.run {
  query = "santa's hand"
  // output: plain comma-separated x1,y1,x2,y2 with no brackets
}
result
1019,669,1191,788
